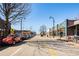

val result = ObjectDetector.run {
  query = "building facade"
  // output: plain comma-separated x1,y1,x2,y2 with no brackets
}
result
51,19,78,40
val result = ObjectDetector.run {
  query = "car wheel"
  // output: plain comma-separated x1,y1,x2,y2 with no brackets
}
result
13,41,16,45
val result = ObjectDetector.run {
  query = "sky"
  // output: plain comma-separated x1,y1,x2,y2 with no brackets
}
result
13,3,79,33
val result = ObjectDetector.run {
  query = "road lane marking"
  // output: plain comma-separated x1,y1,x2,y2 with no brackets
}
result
10,48,22,56
42,44,58,56
48,48,57,56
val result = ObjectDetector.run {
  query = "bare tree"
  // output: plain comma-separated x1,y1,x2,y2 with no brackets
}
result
0,3,31,36
40,25,47,36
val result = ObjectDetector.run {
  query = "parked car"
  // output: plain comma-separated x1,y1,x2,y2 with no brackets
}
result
2,34,23,45
21,34,30,40
14,34,22,43
29,34,32,38
14,37,22,43
15,33,25,40
31,32,36,37
2,35,15,45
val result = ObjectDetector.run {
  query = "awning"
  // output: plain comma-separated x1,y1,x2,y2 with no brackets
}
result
74,20,79,25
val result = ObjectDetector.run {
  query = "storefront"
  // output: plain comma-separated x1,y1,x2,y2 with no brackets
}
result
55,20,67,39
54,19,76,40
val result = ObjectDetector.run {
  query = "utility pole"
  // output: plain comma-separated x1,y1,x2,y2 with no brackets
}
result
49,16,55,38
57,24,59,36
20,18,22,36
20,17,25,36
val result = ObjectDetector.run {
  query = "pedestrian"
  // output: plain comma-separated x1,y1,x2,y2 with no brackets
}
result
47,35,48,37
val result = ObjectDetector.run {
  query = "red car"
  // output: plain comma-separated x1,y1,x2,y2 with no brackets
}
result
2,35,15,45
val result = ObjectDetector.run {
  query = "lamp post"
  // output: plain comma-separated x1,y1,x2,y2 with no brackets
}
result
49,16,55,38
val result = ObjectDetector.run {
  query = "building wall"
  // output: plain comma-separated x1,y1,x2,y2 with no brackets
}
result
56,19,76,37
67,20,75,27
67,20,76,36
67,26,75,36
53,19,76,39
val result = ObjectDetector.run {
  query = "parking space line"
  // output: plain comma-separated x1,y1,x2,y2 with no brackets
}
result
10,48,22,56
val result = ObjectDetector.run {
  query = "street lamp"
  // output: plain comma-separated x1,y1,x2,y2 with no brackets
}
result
49,16,55,38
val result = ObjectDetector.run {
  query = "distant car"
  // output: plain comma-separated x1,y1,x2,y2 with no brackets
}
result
20,34,26,40
29,34,32,38
31,32,36,37
21,34,30,40
26,34,30,38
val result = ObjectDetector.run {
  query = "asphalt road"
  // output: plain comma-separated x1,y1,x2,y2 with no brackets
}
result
0,35,79,56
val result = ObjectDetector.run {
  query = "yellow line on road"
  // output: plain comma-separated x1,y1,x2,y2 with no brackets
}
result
42,44,58,56
48,48,58,56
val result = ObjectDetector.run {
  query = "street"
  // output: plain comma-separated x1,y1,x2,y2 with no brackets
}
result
0,35,79,56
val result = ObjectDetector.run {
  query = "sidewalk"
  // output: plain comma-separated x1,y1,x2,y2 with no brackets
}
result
47,36,79,48
66,41,79,48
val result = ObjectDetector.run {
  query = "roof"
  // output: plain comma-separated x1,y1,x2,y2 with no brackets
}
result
68,20,79,28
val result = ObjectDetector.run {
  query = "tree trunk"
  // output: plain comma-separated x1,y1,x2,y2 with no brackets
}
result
4,18,10,37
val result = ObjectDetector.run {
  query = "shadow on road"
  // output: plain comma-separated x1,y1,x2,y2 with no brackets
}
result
0,41,27,51
0,46,9,51
13,41,26,47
